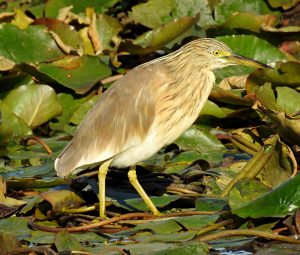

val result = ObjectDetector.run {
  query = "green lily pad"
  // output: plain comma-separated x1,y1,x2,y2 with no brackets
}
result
113,195,180,212
0,101,32,145
195,197,228,211
232,174,300,218
33,18,83,53
3,84,62,128
7,177,66,190
248,61,300,92
174,214,219,230
164,151,204,173
2,159,56,179
45,0,119,17
0,231,21,252
120,15,199,54
175,125,226,164
229,178,271,210
135,231,196,243
134,219,182,234
214,0,278,24
174,0,215,28
258,139,296,187
37,55,111,94
210,86,252,106
200,100,229,118
224,13,277,32
55,231,83,252
255,83,300,145
95,14,122,51
50,93,99,134
129,0,175,29
149,241,209,255
0,24,64,66
0,217,31,240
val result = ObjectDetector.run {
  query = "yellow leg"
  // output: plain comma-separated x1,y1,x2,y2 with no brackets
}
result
98,159,113,219
128,166,160,216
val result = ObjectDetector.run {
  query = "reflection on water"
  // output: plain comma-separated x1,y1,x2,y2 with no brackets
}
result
216,248,253,255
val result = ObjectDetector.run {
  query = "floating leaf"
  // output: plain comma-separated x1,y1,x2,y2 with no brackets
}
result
248,61,300,93
134,219,182,234
149,242,209,255
129,0,175,29
195,197,228,211
33,18,83,53
174,214,219,230
232,174,300,218
229,178,271,210
120,15,199,54
41,189,85,212
0,101,32,145
50,93,98,133
164,151,204,173
174,0,215,28
255,83,300,145
223,13,277,32
0,217,31,240
94,14,122,51
3,85,62,128
113,195,180,212
37,55,111,94
135,231,196,243
214,0,278,24
175,125,226,164
0,231,21,252
0,24,64,66
55,231,83,252
45,0,119,18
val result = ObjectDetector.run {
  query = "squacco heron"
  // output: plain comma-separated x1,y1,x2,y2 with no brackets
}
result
55,38,271,218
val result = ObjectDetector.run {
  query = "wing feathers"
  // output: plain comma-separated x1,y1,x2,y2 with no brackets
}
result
55,62,174,176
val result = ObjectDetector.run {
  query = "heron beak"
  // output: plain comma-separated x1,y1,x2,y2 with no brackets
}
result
228,53,273,69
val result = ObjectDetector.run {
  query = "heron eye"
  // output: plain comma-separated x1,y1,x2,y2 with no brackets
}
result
213,50,220,56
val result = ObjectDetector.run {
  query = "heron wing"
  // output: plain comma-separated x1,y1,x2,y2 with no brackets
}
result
55,61,175,176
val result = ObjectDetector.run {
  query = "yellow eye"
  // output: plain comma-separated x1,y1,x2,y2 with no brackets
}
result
213,50,220,56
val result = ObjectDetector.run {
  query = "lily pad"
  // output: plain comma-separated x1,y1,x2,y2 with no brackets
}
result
255,83,300,145
3,84,62,128
214,0,278,24
248,61,300,92
174,0,215,28
120,15,199,54
55,231,83,252
129,0,175,29
232,174,300,218
174,214,219,230
0,24,64,66
37,55,111,94
94,14,122,51
33,18,83,53
45,0,119,18
41,189,85,212
50,93,99,134
113,195,180,212
223,13,277,32
0,101,32,145
175,125,226,164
